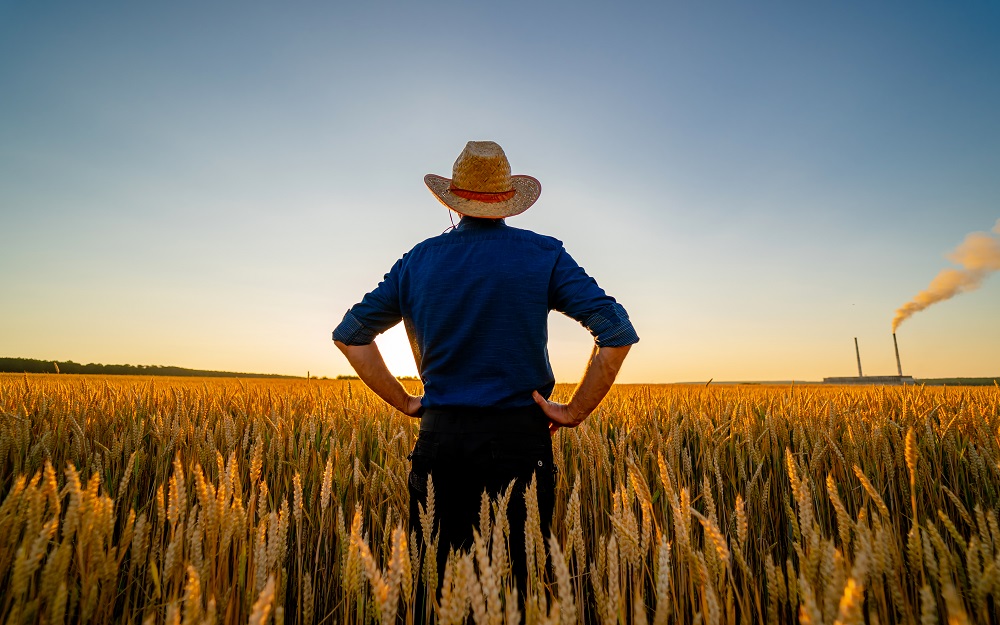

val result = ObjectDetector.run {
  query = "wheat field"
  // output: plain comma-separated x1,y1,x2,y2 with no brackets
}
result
0,374,998,624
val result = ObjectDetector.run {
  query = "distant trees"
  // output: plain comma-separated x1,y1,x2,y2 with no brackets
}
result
0,357,298,379
333,374,418,381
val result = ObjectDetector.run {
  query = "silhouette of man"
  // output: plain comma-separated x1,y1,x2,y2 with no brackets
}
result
333,141,638,599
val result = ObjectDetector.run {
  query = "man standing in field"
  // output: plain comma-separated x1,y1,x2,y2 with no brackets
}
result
332,141,638,590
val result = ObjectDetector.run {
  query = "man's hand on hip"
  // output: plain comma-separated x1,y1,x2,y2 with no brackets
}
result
533,344,632,434
532,391,585,433
402,394,424,418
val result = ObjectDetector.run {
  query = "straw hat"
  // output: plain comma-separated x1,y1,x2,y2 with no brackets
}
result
425,141,541,218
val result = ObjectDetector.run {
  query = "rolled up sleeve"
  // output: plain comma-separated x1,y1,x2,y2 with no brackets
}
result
549,248,639,347
581,302,640,347
332,258,404,346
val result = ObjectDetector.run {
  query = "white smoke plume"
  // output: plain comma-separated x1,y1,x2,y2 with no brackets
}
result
892,219,1000,331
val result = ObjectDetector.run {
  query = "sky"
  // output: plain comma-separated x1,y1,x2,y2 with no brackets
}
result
1,1,998,383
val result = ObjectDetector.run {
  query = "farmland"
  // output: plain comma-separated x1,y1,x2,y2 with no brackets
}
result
1,374,998,624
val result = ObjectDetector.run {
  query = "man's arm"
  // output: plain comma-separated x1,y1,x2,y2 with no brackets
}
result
533,344,631,432
334,340,423,417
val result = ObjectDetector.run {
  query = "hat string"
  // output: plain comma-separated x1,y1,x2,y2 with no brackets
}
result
449,186,516,203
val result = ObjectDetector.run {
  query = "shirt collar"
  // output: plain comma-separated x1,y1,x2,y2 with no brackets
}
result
457,217,506,231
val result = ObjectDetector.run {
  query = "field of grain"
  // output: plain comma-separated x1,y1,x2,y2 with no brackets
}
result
0,374,998,624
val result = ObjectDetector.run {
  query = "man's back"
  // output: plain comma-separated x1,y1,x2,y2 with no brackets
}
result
401,219,560,408
334,217,637,409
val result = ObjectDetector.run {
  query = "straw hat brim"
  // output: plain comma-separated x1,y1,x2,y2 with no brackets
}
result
424,174,541,218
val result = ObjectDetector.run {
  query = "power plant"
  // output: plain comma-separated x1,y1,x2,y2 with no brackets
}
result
823,334,916,385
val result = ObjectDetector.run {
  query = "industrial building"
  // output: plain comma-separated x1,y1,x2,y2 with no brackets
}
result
823,334,916,385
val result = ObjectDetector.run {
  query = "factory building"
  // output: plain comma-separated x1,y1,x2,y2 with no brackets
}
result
823,335,916,385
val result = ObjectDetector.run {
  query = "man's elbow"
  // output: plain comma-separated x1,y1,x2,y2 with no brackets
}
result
335,340,376,358
599,343,632,355
602,343,632,361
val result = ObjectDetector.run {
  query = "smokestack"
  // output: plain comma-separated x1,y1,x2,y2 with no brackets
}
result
855,337,864,378
893,333,903,376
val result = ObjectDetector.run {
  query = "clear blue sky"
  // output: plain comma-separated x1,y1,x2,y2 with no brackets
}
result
2,1,998,381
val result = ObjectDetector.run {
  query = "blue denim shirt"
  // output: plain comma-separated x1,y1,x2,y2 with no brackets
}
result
333,217,639,409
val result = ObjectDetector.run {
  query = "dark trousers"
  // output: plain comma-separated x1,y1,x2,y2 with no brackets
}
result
407,405,555,606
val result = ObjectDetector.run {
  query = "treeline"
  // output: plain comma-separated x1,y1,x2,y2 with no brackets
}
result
336,374,420,381
916,377,1000,386
0,357,297,379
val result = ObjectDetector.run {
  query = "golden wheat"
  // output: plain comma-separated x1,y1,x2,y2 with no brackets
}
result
0,375,999,623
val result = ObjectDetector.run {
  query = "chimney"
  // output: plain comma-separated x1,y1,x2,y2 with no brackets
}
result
893,333,903,376
855,337,864,377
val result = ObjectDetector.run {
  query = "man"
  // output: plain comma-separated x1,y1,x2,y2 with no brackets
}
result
332,140,638,592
